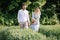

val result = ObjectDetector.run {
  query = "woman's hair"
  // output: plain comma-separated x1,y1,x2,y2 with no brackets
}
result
35,7,40,9
34,7,40,13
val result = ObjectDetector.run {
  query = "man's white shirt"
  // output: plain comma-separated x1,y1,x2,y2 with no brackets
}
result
18,9,30,23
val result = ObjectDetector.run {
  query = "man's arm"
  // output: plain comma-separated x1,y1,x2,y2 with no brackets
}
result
17,10,20,23
27,13,30,26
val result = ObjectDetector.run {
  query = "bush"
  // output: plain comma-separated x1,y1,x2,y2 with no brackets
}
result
0,25,60,40
0,26,46,40
41,8,59,25
0,0,46,26
0,26,8,40
46,36,57,40
39,25,60,40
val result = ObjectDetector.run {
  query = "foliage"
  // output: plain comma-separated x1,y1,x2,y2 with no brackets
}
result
0,26,46,40
40,1,60,25
39,25,60,40
0,0,46,26
41,13,59,25
0,0,60,25
0,25,60,40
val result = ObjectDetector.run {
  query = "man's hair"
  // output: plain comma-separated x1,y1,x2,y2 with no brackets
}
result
22,3,26,7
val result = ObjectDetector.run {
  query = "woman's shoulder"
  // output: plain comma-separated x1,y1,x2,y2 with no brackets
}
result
32,12,35,13
39,12,41,15
32,12,35,14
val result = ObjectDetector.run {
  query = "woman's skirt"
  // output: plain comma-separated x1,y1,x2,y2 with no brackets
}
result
30,24,39,32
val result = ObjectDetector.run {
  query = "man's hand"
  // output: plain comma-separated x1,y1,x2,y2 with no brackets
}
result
28,22,30,26
26,22,30,26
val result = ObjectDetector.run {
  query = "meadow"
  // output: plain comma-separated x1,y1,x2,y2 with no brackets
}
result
39,25,60,40
0,0,60,40
0,25,60,40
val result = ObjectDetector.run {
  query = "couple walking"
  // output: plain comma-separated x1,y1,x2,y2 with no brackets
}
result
18,3,41,32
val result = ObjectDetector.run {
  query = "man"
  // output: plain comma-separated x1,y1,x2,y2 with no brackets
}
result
18,3,30,28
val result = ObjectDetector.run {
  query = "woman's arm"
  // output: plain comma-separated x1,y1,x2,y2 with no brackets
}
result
32,12,36,23
27,13,30,26
32,12,35,20
38,11,41,19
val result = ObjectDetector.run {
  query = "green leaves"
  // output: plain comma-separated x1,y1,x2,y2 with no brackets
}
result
0,27,46,40
8,1,19,10
0,0,47,26
16,0,21,2
36,0,46,7
39,25,60,40
1,0,59,25
25,0,31,6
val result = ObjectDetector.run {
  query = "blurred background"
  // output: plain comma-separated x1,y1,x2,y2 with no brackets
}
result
0,0,60,40
0,0,60,26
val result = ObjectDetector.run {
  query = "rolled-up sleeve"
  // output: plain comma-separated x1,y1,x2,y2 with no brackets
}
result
27,12,30,23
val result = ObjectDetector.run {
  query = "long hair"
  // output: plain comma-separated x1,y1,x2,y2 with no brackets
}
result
34,7,41,15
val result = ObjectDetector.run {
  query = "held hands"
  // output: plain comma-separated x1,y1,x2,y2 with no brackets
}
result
26,22,30,26
28,22,30,26
26,19,36,26
32,19,36,24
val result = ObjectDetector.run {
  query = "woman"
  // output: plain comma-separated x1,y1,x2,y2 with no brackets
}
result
30,7,41,32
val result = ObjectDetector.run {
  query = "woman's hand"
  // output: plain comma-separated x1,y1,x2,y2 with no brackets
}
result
32,19,36,24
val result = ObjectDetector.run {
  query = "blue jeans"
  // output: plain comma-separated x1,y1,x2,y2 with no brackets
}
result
30,24,39,31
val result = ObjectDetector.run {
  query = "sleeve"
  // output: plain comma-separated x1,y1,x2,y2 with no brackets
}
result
38,11,41,19
40,11,41,15
32,12,35,20
17,10,20,23
27,12,30,23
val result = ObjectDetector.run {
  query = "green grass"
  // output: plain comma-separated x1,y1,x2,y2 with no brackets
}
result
0,25,60,40
39,24,60,40
0,26,46,40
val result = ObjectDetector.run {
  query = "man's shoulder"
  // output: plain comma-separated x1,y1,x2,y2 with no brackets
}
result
18,9,22,12
26,10,29,12
25,10,29,13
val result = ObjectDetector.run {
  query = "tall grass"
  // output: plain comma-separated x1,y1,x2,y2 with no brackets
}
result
39,25,60,40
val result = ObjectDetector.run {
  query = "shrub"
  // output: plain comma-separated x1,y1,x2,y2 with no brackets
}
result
0,26,46,40
46,36,57,40
0,26,8,40
41,12,59,25
39,25,60,40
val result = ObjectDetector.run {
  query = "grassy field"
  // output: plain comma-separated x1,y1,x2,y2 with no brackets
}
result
0,25,60,40
39,25,60,40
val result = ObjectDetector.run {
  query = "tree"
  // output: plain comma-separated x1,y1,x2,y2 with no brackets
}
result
0,0,46,26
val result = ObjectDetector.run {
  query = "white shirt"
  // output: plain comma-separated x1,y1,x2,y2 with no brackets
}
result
17,9,30,23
